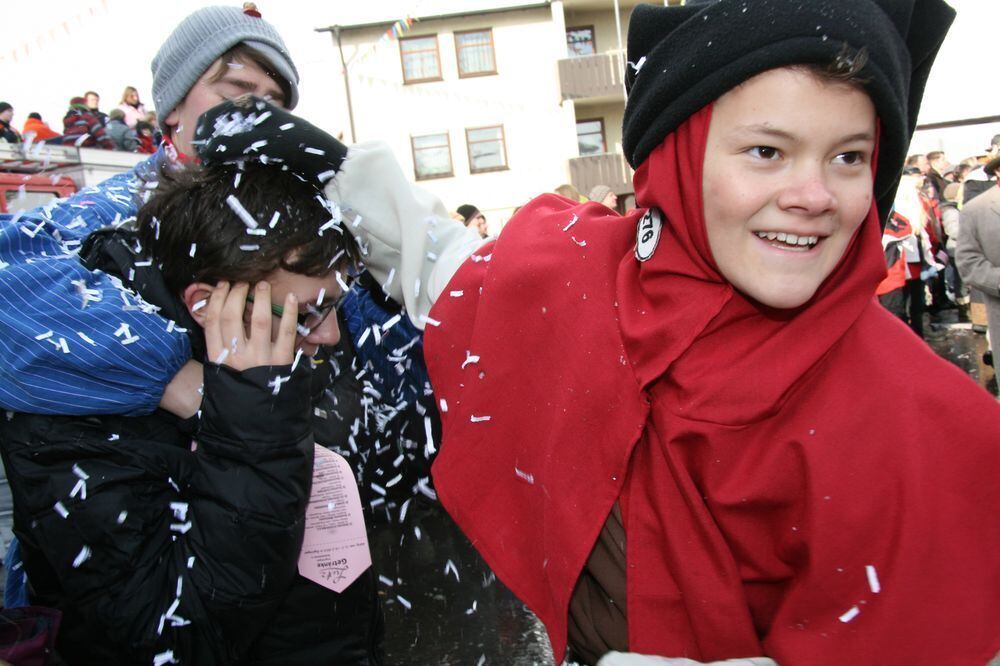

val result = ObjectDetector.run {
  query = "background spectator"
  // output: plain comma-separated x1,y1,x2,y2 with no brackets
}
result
116,86,146,128
21,112,60,142
134,120,157,154
0,103,22,144
83,90,107,127
587,184,618,210
926,150,950,201
104,108,139,151
456,204,488,238
63,96,114,149
554,183,584,202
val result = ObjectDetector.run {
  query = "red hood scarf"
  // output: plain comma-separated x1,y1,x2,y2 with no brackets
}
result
426,107,1000,665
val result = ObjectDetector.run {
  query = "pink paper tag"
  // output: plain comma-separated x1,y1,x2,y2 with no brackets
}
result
298,445,372,593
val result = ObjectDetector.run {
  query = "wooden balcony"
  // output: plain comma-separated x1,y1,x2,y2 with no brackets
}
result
569,152,633,197
558,51,626,102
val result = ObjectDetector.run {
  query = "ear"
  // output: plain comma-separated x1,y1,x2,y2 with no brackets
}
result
163,106,180,141
182,282,215,327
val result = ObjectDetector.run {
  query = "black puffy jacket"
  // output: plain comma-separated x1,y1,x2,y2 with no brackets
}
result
0,230,383,665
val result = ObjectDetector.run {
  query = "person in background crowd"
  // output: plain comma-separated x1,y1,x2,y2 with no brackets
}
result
588,184,619,210
83,90,108,127
963,144,999,205
940,182,967,310
554,183,584,202
104,108,140,151
134,119,158,154
116,85,147,128
905,152,929,174
878,170,943,338
21,112,60,142
0,103,22,143
62,96,115,149
457,204,488,238
957,153,1000,396
925,150,950,201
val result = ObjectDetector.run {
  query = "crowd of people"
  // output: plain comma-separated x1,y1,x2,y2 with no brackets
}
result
0,2,997,666
0,86,159,153
875,141,1000,388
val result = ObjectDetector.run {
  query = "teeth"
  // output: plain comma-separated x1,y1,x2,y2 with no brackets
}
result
754,231,820,247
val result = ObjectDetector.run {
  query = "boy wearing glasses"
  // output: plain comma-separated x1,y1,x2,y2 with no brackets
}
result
0,159,384,664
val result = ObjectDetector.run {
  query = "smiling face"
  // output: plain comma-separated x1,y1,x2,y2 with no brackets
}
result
164,53,287,156
702,67,876,310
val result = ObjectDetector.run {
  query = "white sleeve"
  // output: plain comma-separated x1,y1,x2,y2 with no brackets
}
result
323,141,487,329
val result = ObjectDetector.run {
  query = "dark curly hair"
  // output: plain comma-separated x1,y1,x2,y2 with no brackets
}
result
136,161,358,297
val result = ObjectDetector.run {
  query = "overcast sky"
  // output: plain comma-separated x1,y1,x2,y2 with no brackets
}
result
1,0,996,151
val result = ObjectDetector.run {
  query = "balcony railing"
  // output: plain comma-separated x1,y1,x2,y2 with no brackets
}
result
558,51,626,102
569,152,633,197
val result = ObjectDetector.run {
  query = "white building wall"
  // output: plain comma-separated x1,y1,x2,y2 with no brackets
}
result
333,7,579,233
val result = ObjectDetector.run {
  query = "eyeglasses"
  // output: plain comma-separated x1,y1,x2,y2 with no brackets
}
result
246,279,352,336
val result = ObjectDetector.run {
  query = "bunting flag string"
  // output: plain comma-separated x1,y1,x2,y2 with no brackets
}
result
346,15,418,68
0,0,110,66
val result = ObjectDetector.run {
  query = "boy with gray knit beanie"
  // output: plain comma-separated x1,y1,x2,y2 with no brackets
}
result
0,4,301,418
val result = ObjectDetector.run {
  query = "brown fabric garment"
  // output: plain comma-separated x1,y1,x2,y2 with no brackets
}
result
567,503,628,664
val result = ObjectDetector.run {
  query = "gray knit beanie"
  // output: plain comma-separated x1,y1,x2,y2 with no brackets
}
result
151,5,299,126
588,185,612,204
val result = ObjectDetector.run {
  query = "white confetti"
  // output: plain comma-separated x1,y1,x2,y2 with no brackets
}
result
117,511,128,524
419,315,441,327
269,210,281,228
449,290,464,297
514,467,535,484
170,521,193,534
381,313,402,332
268,374,291,395
226,194,259,229
76,332,96,345
461,352,480,369
318,169,337,183
279,122,295,131
252,110,272,126
191,299,207,312
378,575,394,587
153,649,179,666
470,415,491,423
563,214,579,232
34,330,54,341
438,398,448,413
316,288,326,306
444,559,461,582
72,464,89,480
570,235,587,247
189,243,197,257
304,147,325,155
838,606,861,623
396,594,412,610
53,501,69,519
70,478,87,500
72,545,91,568
866,565,881,594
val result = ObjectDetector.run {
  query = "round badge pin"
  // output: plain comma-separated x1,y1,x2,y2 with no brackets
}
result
635,207,662,262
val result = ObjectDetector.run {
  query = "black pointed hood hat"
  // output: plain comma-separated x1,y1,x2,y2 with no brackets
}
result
622,0,955,223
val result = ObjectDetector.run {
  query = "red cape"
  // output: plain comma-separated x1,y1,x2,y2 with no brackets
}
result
425,108,1000,664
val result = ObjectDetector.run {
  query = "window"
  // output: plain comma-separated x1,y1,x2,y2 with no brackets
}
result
400,35,442,83
411,132,453,180
466,125,508,173
455,29,497,77
566,26,596,56
576,119,606,156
